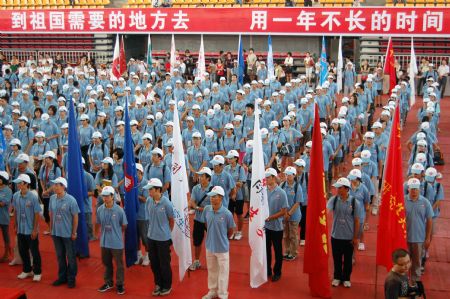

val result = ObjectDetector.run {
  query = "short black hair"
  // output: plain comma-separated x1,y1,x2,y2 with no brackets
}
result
392,248,409,264
246,103,254,110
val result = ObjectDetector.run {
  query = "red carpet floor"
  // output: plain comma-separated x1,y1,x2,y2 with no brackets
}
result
0,97,449,299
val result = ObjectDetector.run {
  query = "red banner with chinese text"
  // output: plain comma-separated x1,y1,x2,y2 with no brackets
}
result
303,104,331,298
0,7,449,35
376,104,407,271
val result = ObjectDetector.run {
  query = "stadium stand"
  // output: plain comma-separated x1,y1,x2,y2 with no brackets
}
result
386,0,450,6
0,0,110,9
126,0,362,7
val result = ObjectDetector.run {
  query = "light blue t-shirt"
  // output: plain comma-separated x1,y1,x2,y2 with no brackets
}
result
13,190,42,235
0,186,13,225
191,183,212,222
211,170,236,208
281,180,303,222
201,205,235,253
96,203,128,249
405,195,433,243
49,193,80,238
327,195,362,240
146,196,174,241
265,186,288,231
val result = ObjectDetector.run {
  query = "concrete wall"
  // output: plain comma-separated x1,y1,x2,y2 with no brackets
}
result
123,34,321,59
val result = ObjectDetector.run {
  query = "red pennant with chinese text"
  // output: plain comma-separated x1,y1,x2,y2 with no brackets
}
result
383,37,397,92
376,104,407,271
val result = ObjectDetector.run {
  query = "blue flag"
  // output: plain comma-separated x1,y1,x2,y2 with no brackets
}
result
67,98,89,257
267,35,275,81
238,34,245,85
123,96,139,267
0,126,6,171
320,36,328,86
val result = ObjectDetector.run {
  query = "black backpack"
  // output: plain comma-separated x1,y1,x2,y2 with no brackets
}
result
332,195,356,216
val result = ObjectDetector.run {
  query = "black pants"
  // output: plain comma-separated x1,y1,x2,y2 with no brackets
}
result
439,76,447,97
299,205,307,240
52,236,77,283
42,197,50,223
331,237,354,281
266,229,283,276
18,233,41,275
148,238,172,289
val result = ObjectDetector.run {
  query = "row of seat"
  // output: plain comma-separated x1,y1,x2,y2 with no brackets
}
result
128,0,362,7
0,0,109,9
385,0,450,5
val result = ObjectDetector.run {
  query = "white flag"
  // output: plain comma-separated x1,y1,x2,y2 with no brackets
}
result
409,37,418,107
170,34,176,76
248,102,269,288
170,100,192,281
198,34,206,81
110,34,120,80
337,36,343,94
267,35,275,81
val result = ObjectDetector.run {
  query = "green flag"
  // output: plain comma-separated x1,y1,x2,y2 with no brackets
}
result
147,34,152,66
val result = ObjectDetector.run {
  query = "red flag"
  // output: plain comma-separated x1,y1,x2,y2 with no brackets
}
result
383,37,397,92
303,104,331,298
119,36,127,76
376,104,407,271
111,34,121,79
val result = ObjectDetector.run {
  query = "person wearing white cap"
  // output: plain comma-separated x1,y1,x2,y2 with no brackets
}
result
264,168,288,282
161,121,174,154
39,112,60,153
405,177,433,285
143,178,174,296
188,167,213,271
182,116,200,149
186,132,210,189
88,131,110,176
143,148,170,195
113,120,126,150
200,185,235,299
231,89,246,116
293,159,309,246
138,133,153,170
49,177,79,288
0,171,12,262
96,186,128,295
210,155,236,209
38,151,62,235
424,167,443,241
343,62,357,96
79,113,95,169
94,158,119,207
328,177,362,288
347,169,370,251
12,173,43,282
134,163,150,266
6,138,22,176
280,166,303,261
17,116,35,154
224,150,246,241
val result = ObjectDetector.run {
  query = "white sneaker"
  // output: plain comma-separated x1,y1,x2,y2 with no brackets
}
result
343,281,351,288
141,254,150,266
17,272,33,279
371,206,378,215
300,240,305,246
234,231,242,240
331,279,340,287
358,243,366,251
229,233,235,240
202,292,218,299
32,274,42,282
9,259,22,266
189,260,201,271
135,251,142,265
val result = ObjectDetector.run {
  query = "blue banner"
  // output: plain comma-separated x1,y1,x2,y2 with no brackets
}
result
123,96,139,267
67,98,89,257
238,34,245,85
320,36,328,86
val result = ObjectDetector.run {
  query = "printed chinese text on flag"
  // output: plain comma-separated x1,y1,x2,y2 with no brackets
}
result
170,34,176,76
376,104,407,271
383,37,397,92
198,34,206,81
248,101,269,288
123,96,139,267
303,103,331,299
170,99,192,281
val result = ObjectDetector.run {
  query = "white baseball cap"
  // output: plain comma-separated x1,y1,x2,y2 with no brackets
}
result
143,178,163,189
136,163,144,173
284,166,297,176
224,123,234,130
101,186,115,196
0,171,9,181
13,174,31,184
197,167,212,176
92,131,102,139
410,163,425,174
142,133,153,141
192,132,202,138
43,151,56,159
211,155,225,165
294,159,306,167
333,177,351,188
348,169,362,180
352,158,362,166
15,153,30,163
102,157,114,165
265,168,278,177
225,150,239,159
407,178,421,189
152,148,164,157
207,186,225,197
305,141,312,148
51,177,67,188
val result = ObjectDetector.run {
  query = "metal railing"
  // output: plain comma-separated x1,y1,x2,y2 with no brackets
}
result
0,49,112,65
360,54,450,70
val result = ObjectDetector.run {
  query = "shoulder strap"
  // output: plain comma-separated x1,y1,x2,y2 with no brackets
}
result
332,196,338,211
197,185,213,207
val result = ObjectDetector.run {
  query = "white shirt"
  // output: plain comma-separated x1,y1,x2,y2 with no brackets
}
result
438,65,449,76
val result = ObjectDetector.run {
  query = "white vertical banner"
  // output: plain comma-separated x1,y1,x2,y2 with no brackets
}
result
337,36,343,94
170,34,176,76
248,101,269,288
267,35,275,81
198,34,206,81
110,34,120,80
409,37,418,107
170,99,192,282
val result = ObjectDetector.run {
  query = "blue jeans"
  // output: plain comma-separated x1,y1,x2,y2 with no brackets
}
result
52,236,77,283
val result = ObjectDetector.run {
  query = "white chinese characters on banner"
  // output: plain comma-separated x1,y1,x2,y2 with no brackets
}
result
88,11,105,30
320,11,341,31
151,10,168,30
49,12,65,30
129,11,147,30
345,10,366,31
423,11,443,32
109,11,126,30
250,11,268,30
11,12,26,30
172,10,190,30
68,12,84,30
372,10,391,32
397,11,418,32
30,12,46,30
296,11,316,30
